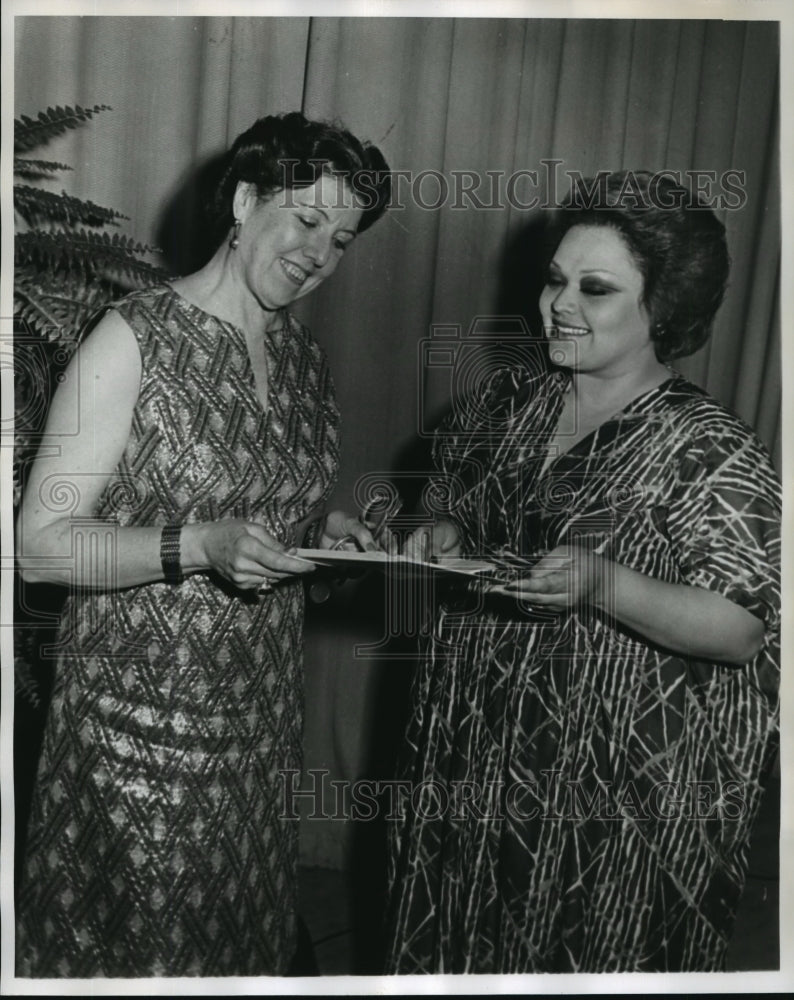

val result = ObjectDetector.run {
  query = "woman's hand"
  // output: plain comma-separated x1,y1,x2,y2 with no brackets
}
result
490,543,765,665
316,510,382,552
189,520,315,590
492,544,606,608
401,518,462,561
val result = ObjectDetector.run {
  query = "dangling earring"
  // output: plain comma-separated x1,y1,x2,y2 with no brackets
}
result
229,219,241,250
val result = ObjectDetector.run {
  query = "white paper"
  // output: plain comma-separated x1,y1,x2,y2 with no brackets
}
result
295,548,496,577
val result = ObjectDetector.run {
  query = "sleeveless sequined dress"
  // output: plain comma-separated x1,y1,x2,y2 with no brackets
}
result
16,285,339,977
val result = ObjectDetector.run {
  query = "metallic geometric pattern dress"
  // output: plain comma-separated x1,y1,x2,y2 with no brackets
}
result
386,363,780,973
16,285,339,977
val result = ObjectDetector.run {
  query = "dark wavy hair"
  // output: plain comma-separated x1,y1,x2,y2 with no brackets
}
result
207,112,391,247
546,170,730,361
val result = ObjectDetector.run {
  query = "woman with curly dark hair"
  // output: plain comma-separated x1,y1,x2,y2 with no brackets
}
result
387,171,780,973
15,112,390,977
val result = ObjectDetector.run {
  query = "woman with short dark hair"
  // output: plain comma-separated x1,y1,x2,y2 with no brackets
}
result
208,111,390,243
16,111,390,977
550,170,731,361
387,170,780,973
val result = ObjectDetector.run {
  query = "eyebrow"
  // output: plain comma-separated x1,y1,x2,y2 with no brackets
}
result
299,203,357,236
302,204,330,221
549,261,620,277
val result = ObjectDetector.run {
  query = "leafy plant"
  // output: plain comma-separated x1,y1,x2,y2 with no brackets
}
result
13,105,166,703
14,105,165,351
14,104,166,495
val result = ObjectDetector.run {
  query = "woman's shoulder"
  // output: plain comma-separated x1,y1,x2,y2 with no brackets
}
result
283,310,330,365
88,284,188,369
657,373,759,435
283,309,310,340
110,282,173,314
74,284,170,341
655,373,778,474
100,283,180,339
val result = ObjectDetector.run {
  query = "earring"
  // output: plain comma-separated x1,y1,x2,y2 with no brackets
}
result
229,219,241,250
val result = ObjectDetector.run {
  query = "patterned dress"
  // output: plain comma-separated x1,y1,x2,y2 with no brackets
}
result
386,363,780,973
16,285,339,977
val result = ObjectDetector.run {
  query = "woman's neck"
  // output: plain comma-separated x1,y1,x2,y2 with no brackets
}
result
569,359,671,414
173,249,282,335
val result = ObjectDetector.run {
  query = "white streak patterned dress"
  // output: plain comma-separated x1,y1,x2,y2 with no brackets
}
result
386,364,780,973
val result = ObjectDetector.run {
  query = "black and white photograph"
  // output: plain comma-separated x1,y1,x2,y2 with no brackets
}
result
1,0,790,993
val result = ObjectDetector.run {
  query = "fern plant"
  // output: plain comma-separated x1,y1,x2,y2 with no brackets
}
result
13,105,166,705
13,104,165,504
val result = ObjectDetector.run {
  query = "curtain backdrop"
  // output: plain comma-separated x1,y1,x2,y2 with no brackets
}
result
14,15,781,868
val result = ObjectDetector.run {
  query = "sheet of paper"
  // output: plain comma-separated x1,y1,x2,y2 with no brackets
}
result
294,548,496,578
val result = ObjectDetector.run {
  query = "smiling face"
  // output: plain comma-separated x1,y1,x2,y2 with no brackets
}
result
539,224,657,379
232,172,364,311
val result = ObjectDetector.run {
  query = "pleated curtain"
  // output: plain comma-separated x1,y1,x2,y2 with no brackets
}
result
15,15,780,866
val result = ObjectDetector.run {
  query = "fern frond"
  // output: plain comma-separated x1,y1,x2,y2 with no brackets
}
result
15,275,117,341
14,660,42,708
16,230,163,282
14,185,128,227
14,286,74,342
14,158,73,178
14,104,113,153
